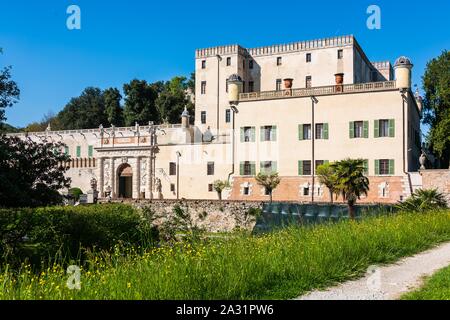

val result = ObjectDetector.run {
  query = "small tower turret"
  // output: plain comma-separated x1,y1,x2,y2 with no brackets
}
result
394,56,413,90
227,74,243,105
181,106,190,128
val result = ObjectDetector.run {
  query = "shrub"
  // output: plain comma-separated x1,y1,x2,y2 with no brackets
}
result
396,188,448,212
0,204,158,267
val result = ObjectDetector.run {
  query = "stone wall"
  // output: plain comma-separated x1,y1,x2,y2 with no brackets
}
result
132,199,263,232
421,169,450,204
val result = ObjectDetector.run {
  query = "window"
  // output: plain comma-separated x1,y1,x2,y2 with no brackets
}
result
379,119,389,137
260,161,277,174
76,146,81,158
315,123,329,139
306,76,312,88
298,160,312,176
243,186,250,195
299,124,311,140
350,121,368,138
201,111,206,124
207,162,215,175
242,81,246,93
169,162,176,176
208,184,213,192
303,187,310,196
375,159,394,175
315,160,325,169
374,119,395,138
201,81,206,94
243,60,246,69
260,125,277,141
276,57,282,66
240,161,256,176
226,80,228,93
201,60,206,69
249,60,254,69
170,184,175,192
88,145,93,158
226,57,231,66
64,146,69,155
306,53,311,62
354,121,363,138
241,126,255,142
337,49,343,59
225,109,231,123
276,79,282,91
248,81,254,93
264,188,270,196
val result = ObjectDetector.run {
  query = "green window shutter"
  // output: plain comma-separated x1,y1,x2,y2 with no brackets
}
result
76,146,81,158
389,159,395,175
240,162,245,175
64,146,69,155
363,121,369,138
349,121,354,139
251,127,256,142
363,159,369,174
272,126,277,141
374,120,379,138
298,160,303,175
323,123,329,139
260,161,265,174
240,128,244,142
389,119,395,137
272,161,277,173
260,127,265,141
374,159,380,175
250,162,256,175
298,124,303,140
88,145,93,158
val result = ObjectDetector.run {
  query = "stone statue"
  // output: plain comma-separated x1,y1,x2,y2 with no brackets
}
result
90,177,98,191
419,151,427,170
155,178,162,193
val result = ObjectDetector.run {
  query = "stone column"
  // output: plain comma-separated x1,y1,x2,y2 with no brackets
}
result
134,156,141,199
99,157,104,197
110,157,116,198
146,156,152,199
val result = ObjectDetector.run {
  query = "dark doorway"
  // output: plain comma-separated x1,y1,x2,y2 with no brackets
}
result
117,164,133,198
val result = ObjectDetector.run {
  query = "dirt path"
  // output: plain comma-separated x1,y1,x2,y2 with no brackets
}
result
298,242,450,300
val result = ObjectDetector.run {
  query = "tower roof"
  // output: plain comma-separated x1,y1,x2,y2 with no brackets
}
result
394,56,413,67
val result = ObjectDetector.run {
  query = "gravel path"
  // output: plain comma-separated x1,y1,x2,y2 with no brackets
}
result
298,242,450,300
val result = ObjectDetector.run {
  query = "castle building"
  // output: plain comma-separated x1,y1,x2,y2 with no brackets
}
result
11,35,423,203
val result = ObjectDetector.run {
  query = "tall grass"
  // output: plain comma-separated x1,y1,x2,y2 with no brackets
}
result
1,210,450,300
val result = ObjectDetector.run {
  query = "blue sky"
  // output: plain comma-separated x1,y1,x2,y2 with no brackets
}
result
1,0,449,128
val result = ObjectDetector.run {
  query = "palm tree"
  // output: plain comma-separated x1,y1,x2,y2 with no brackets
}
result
213,180,230,200
396,188,448,212
255,172,281,203
316,162,338,204
331,159,370,219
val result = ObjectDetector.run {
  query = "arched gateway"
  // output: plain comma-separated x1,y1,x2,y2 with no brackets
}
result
117,163,133,198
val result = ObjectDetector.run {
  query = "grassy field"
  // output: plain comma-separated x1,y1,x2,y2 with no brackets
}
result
1,210,450,300
402,264,450,300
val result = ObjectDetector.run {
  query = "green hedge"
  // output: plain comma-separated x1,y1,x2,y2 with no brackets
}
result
0,204,158,267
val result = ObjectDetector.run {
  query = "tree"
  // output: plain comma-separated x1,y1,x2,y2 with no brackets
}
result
57,87,108,129
316,162,338,204
422,51,450,168
103,87,124,126
255,172,281,203
0,135,71,207
331,159,370,219
213,180,230,200
0,48,20,125
396,188,448,212
123,79,158,126
155,77,194,124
